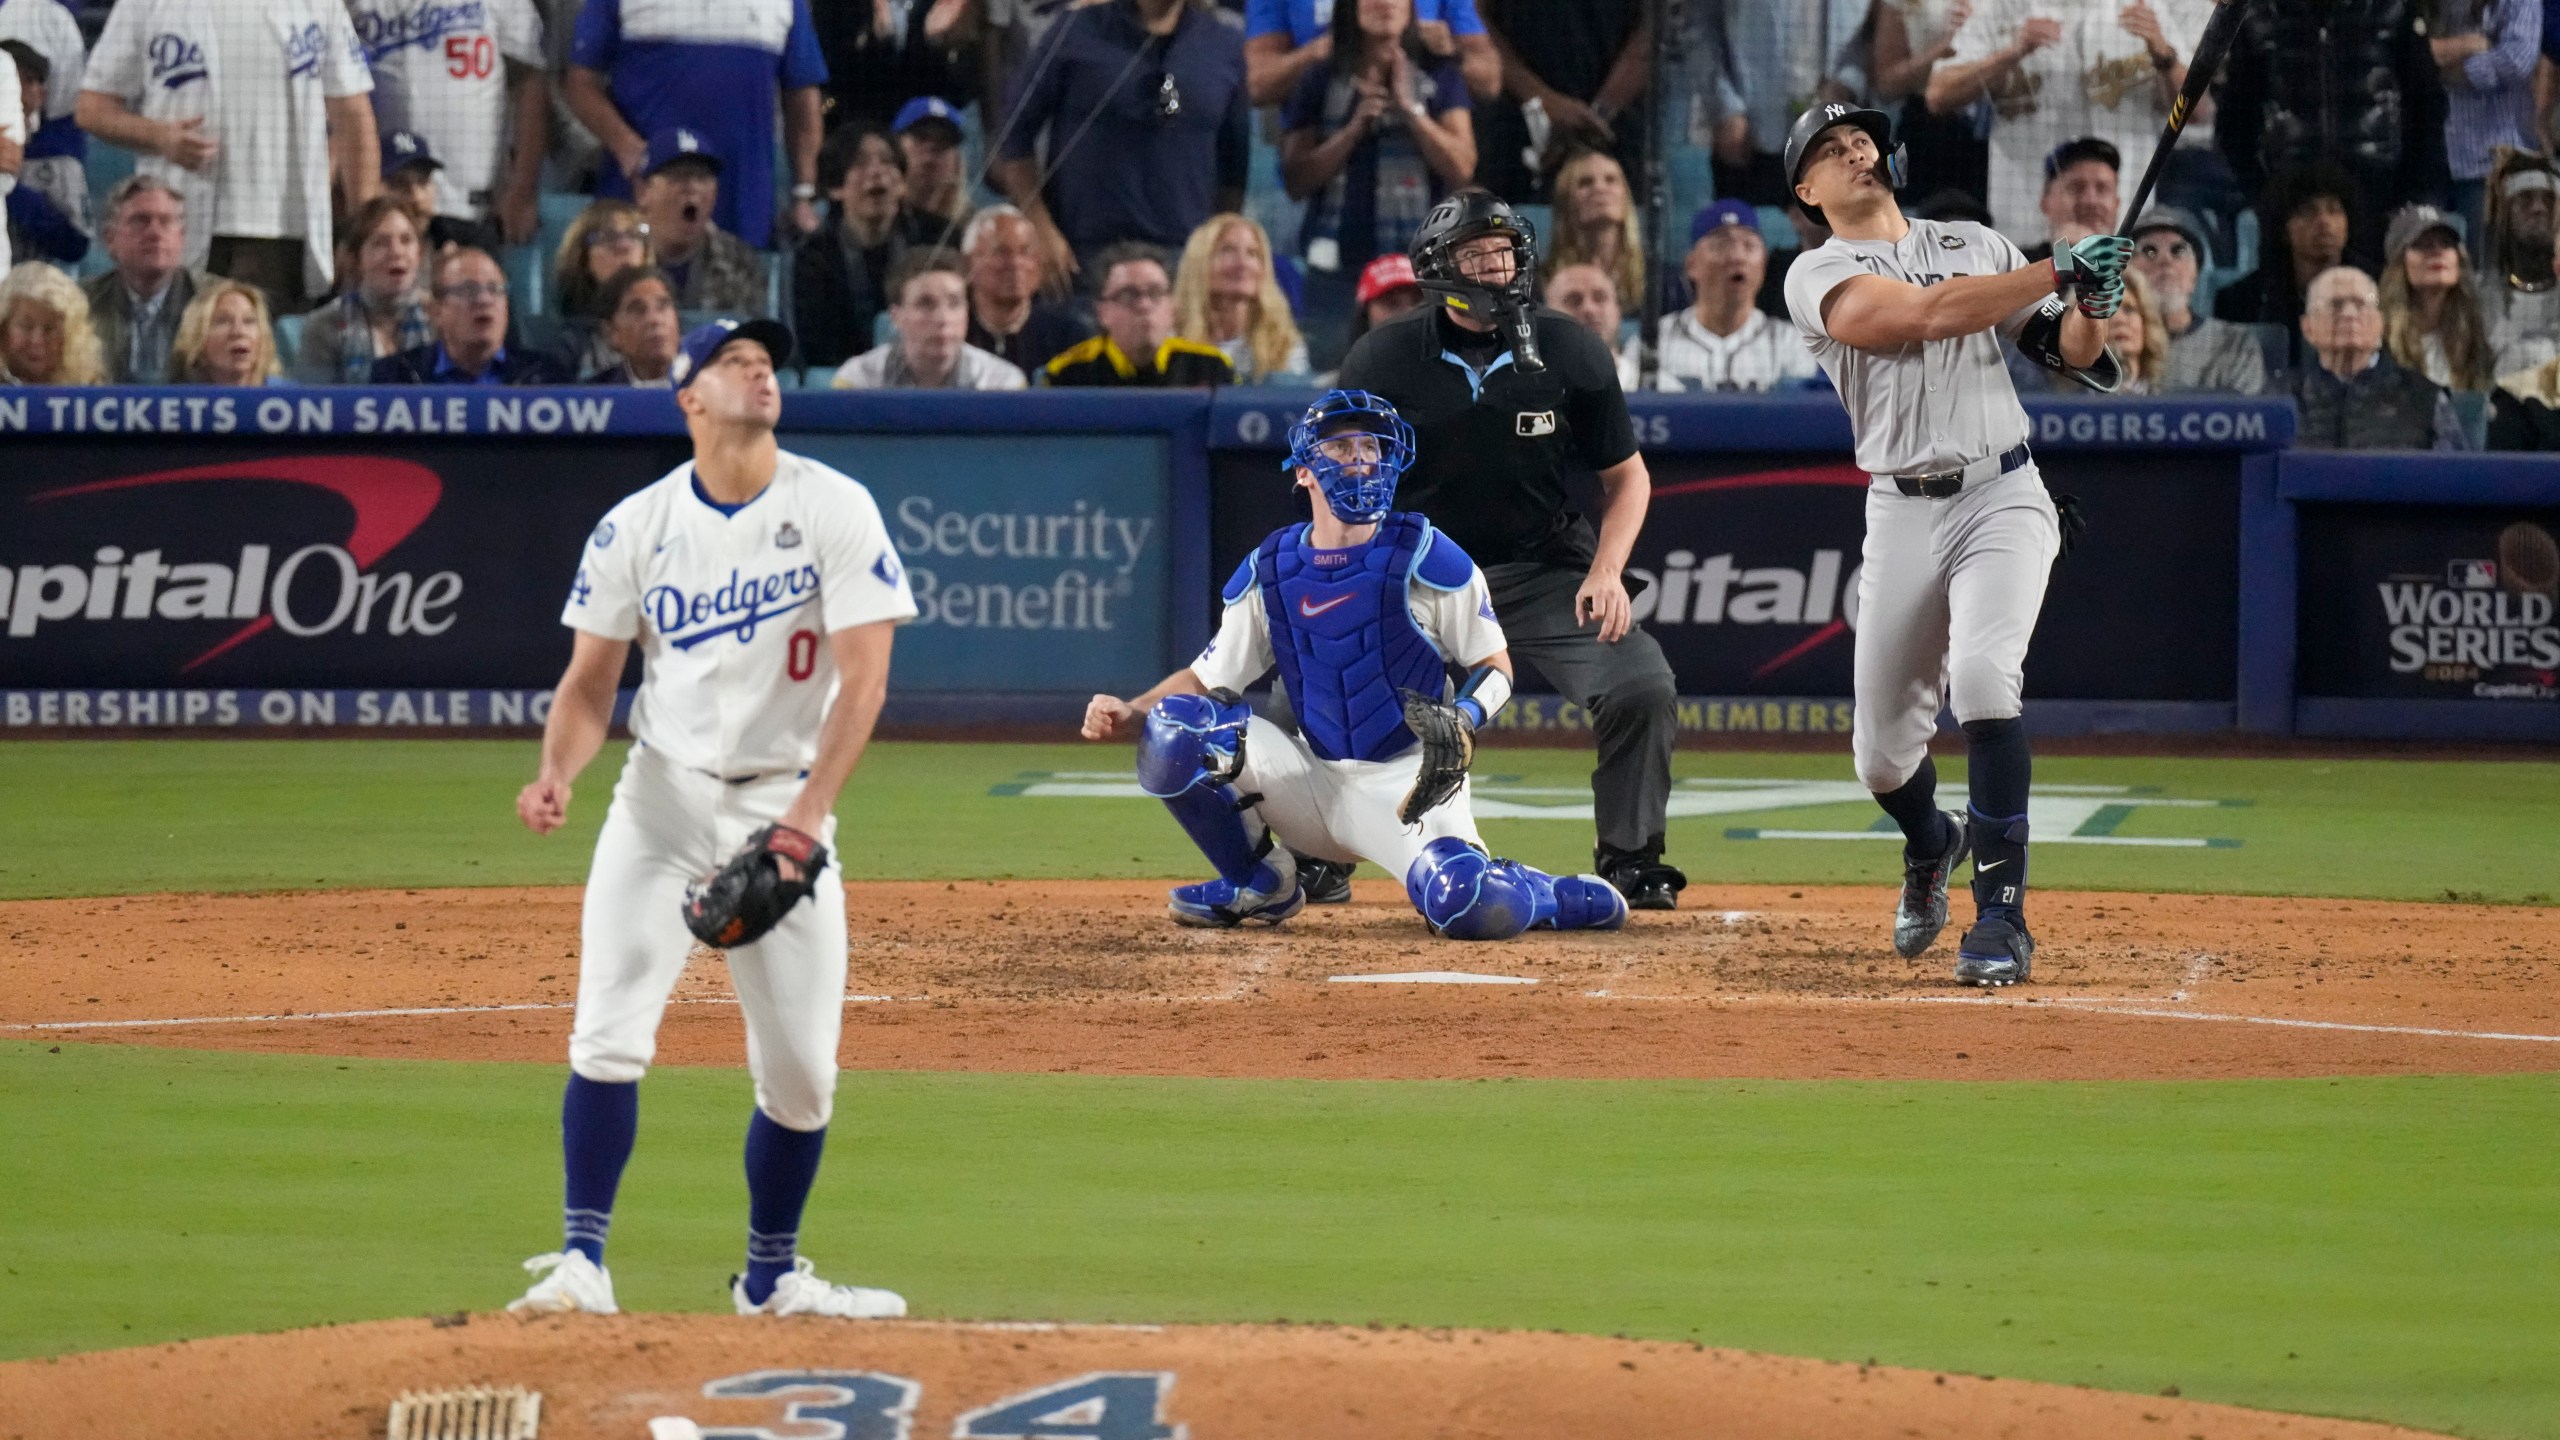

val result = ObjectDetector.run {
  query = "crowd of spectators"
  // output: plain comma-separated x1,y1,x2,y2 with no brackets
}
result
0,0,2558,450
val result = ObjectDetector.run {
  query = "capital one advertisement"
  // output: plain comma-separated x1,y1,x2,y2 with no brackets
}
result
1208,451,2242,700
2296,506,2560,702
1,432,1175,706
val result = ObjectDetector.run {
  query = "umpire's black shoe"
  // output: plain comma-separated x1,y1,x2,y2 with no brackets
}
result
1603,861,1687,911
1297,856,1356,905
1954,911,2034,987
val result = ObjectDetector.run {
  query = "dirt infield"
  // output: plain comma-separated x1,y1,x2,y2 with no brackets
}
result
0,1313,2460,1440
7,880,2552,1436
7,880,2557,1080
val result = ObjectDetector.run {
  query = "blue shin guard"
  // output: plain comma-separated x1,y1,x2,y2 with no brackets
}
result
1406,839,1632,939
1138,692,1298,924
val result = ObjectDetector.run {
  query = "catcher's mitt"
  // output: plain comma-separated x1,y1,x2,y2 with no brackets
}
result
1397,688,1476,826
683,823,831,948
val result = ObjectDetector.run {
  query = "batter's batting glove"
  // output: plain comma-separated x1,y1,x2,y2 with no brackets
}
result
2075,274,2126,320
2051,234,2133,295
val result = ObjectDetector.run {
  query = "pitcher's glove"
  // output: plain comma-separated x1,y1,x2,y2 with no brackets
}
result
1397,688,1476,826
683,824,830,948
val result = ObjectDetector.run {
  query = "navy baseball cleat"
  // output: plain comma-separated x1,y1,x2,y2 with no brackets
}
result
1168,863,1306,928
1296,856,1356,905
1954,912,2034,987
1894,810,1972,958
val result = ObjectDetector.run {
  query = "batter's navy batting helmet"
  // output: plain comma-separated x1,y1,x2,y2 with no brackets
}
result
1783,103,1906,225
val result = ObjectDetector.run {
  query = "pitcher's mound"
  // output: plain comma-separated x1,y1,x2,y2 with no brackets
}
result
0,1313,2450,1440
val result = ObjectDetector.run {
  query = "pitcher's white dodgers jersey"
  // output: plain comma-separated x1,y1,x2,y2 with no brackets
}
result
564,452,919,777
1784,217,2039,479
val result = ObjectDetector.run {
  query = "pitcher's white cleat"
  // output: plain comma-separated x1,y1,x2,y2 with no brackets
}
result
507,1250,619,1315
731,1256,908,1319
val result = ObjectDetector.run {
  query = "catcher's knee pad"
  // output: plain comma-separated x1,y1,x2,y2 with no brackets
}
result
1137,691,1251,797
1405,837,1546,940
1138,691,1267,885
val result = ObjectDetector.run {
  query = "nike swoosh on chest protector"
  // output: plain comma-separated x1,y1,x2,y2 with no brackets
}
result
1298,594,1356,618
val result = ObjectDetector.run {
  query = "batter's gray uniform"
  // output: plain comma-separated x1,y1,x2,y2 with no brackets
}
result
1782,218,2062,794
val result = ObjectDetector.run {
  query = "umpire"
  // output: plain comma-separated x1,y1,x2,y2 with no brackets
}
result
1335,191,1686,909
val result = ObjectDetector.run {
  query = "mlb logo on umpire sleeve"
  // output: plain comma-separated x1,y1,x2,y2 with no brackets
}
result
1515,410,1557,437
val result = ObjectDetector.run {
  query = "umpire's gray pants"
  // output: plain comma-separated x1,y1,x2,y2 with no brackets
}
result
1483,561,1680,862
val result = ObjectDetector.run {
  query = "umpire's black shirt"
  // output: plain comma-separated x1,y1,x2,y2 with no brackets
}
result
1335,304,1639,569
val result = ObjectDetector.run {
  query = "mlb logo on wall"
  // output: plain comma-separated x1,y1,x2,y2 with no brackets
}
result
2450,558,2497,589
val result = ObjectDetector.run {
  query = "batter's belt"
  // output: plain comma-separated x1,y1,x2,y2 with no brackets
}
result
1886,442,2032,498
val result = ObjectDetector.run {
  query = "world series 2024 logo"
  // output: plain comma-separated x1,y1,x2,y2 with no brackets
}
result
2377,522,2560,698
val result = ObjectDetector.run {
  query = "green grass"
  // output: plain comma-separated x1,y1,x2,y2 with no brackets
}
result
3,740,2558,903
3,1043,2555,1438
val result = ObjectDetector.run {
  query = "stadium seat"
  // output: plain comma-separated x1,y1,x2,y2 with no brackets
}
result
501,242,545,321
2248,322,2291,379
274,313,304,368
2448,388,2490,450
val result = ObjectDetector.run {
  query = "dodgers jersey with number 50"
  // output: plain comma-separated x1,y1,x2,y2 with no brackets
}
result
564,452,919,777
1784,217,2038,479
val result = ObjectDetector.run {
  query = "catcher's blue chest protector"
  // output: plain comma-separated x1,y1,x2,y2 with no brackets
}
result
1240,512,1473,763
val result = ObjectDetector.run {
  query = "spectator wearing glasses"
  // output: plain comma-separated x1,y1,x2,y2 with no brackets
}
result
2127,206,2265,393
2379,203,2496,392
553,198,654,377
0,258,102,383
636,129,769,318
79,0,380,312
894,97,974,237
81,175,203,384
372,247,570,384
1173,213,1309,383
1277,0,1477,365
294,196,433,384
1042,241,1235,385
566,0,827,249
585,265,681,386
962,204,1092,374
834,249,1029,390
2280,265,2468,449
1655,201,1817,393
172,278,285,385
1246,0,1499,107
994,0,1250,290
794,121,936,370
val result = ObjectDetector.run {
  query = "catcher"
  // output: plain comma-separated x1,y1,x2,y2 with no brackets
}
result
1082,390,1629,940
508,318,916,1321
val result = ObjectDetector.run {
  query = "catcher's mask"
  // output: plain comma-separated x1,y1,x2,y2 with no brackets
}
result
1287,389,1416,524
1411,189,1539,322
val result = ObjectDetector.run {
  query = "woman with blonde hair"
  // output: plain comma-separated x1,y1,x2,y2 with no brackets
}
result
172,280,287,386
1173,213,1310,383
1544,148,1645,312
2090,269,2169,395
0,260,105,384
2379,205,2496,392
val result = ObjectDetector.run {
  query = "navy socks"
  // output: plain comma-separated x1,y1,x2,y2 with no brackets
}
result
1873,755,1954,858
1962,717,2032,919
560,1074,638,1264
740,1109,828,1305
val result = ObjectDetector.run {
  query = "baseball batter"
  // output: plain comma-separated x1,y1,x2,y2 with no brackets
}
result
508,317,917,1319
1081,390,1629,941
1779,103,2129,986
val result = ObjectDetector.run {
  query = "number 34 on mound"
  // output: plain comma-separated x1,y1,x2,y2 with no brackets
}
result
671,1370,1182,1440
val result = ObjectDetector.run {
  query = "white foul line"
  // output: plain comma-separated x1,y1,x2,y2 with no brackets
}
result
2,995,902,1032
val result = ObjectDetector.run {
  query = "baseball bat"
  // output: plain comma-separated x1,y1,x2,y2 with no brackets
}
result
2114,0,2254,237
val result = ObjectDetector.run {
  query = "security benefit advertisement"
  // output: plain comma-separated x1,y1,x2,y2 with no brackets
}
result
1207,451,2241,701
786,434,1171,694
0,438,688,697
2296,506,2560,702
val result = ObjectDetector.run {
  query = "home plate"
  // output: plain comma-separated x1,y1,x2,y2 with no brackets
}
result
1328,971,1540,985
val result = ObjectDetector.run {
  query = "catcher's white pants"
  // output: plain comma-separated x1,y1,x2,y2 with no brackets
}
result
568,742,846,1130
1851,464,2060,794
1235,716,1485,880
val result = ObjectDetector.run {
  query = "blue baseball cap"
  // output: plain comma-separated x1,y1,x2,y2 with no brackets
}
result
381,128,441,176
643,127,723,178
1689,199,1760,245
671,317,796,390
892,96,964,139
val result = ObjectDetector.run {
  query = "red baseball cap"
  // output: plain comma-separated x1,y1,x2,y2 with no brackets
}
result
1354,253,1420,306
